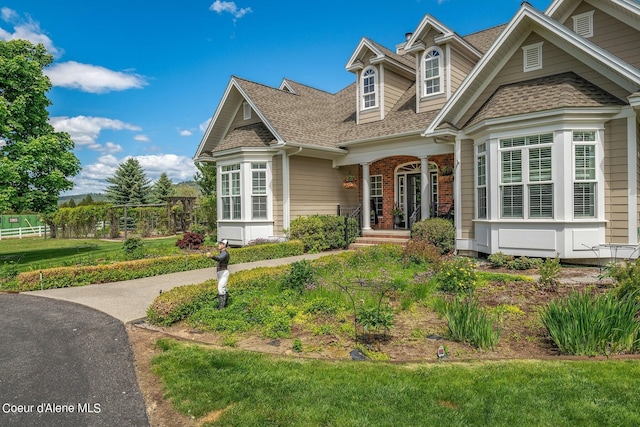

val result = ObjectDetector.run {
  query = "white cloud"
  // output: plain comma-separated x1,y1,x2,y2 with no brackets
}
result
65,154,197,195
199,118,212,133
134,134,150,142
210,1,252,19
45,61,147,93
0,8,62,57
102,142,123,154
179,129,193,137
50,115,141,151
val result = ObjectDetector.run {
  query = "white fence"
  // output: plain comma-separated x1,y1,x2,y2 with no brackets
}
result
0,226,49,240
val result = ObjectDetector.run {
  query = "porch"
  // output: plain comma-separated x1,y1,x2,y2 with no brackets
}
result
349,229,411,249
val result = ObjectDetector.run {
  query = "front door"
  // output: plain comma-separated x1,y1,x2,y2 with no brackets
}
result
407,173,422,227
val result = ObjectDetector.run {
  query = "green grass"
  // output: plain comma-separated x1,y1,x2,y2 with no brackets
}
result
152,338,640,426
0,236,180,271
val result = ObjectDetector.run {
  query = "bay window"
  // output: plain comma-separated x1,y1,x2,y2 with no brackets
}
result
221,164,241,220
500,134,553,219
573,131,596,218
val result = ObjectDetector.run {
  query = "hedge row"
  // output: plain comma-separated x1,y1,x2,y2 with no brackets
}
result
7,241,304,292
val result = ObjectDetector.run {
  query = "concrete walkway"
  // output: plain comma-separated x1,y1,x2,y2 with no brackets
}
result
27,252,339,324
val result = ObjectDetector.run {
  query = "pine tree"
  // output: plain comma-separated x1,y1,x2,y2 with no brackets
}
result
105,158,152,205
151,172,174,203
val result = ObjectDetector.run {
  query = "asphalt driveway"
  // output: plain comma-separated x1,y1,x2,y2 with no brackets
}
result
0,294,149,427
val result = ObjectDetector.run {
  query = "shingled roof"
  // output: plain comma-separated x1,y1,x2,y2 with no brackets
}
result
465,72,627,128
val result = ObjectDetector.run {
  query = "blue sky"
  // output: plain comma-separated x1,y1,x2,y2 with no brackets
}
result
1,0,549,196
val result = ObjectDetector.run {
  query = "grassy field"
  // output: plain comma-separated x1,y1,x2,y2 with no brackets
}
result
152,338,640,426
0,236,181,271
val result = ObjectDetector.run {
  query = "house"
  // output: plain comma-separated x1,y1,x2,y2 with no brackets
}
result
194,0,640,261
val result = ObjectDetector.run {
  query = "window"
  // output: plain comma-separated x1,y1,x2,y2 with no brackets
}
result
522,42,543,72
221,164,241,220
476,144,487,219
500,133,553,219
251,162,267,219
361,67,377,109
574,131,597,217
370,175,383,218
572,11,594,38
423,48,443,96
243,102,251,120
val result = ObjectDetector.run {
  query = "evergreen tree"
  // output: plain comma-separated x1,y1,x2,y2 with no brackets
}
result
105,158,152,205
68,199,76,208
194,161,216,196
151,172,174,203
78,194,94,206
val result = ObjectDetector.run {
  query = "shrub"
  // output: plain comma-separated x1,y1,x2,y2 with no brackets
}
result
283,260,317,294
487,252,514,268
146,282,218,326
444,298,500,350
402,239,442,266
123,237,145,260
288,215,358,253
355,305,394,335
176,232,205,250
0,261,19,283
410,218,455,255
605,260,640,300
537,256,561,291
434,257,478,295
507,256,542,270
540,290,640,356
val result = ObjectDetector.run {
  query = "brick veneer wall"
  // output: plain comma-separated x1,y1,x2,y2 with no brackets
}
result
358,154,454,229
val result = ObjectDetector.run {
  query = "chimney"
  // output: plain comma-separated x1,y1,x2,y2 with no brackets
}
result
396,32,413,55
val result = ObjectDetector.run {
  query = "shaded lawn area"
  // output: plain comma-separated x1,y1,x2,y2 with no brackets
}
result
0,236,179,271
153,338,640,426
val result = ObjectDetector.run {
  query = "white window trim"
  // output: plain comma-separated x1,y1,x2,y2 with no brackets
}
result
361,66,378,110
422,46,444,97
572,131,598,219
219,159,273,222
243,102,251,120
370,174,383,217
220,163,241,220
522,42,543,72
572,10,594,38
476,143,487,219
251,162,268,220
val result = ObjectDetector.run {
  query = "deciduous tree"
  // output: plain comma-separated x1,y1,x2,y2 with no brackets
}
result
0,40,81,213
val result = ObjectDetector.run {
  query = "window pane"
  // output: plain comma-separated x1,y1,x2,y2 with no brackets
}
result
221,175,229,196
574,182,595,217
477,155,486,186
477,187,487,219
232,196,241,220
501,151,522,183
231,172,240,195
371,175,383,197
252,196,267,219
529,184,553,218
252,171,266,195
575,145,595,180
501,185,523,218
222,198,230,220
573,131,595,142
529,147,552,181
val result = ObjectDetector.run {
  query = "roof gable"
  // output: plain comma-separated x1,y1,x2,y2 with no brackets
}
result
404,14,482,59
425,2,640,135
345,37,415,76
546,0,640,30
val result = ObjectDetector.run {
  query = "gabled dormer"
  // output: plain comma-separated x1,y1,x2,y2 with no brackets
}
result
345,38,415,124
546,0,640,69
403,15,483,114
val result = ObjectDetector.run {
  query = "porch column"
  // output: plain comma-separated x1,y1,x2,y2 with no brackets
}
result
420,156,429,218
362,162,371,230
627,109,638,244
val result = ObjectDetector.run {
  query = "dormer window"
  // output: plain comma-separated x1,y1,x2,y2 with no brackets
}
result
423,47,443,97
361,67,378,109
572,11,594,38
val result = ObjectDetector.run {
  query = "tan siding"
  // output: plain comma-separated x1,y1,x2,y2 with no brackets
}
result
604,119,628,243
359,108,381,124
289,157,359,219
563,2,640,69
460,139,474,239
637,121,640,237
457,33,629,127
271,155,283,235
384,71,412,115
449,47,476,95
229,105,261,129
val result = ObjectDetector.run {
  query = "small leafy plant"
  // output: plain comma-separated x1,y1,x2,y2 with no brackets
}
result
434,257,478,295
537,256,561,291
175,232,205,250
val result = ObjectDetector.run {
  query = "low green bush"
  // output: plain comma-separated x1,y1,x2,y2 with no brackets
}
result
410,218,455,255
434,257,478,295
605,259,640,300
287,215,358,253
487,252,514,268
540,290,640,356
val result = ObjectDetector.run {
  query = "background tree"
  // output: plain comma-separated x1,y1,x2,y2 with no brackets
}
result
194,161,217,232
105,158,152,205
0,40,81,214
150,172,174,203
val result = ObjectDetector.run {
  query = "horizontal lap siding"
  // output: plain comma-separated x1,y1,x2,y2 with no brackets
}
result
272,155,283,235
457,33,629,127
384,71,412,115
605,119,628,243
289,157,358,219
564,3,640,69
460,140,474,239
449,49,476,95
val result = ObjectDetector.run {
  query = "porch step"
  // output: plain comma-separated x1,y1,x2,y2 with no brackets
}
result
349,229,410,249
